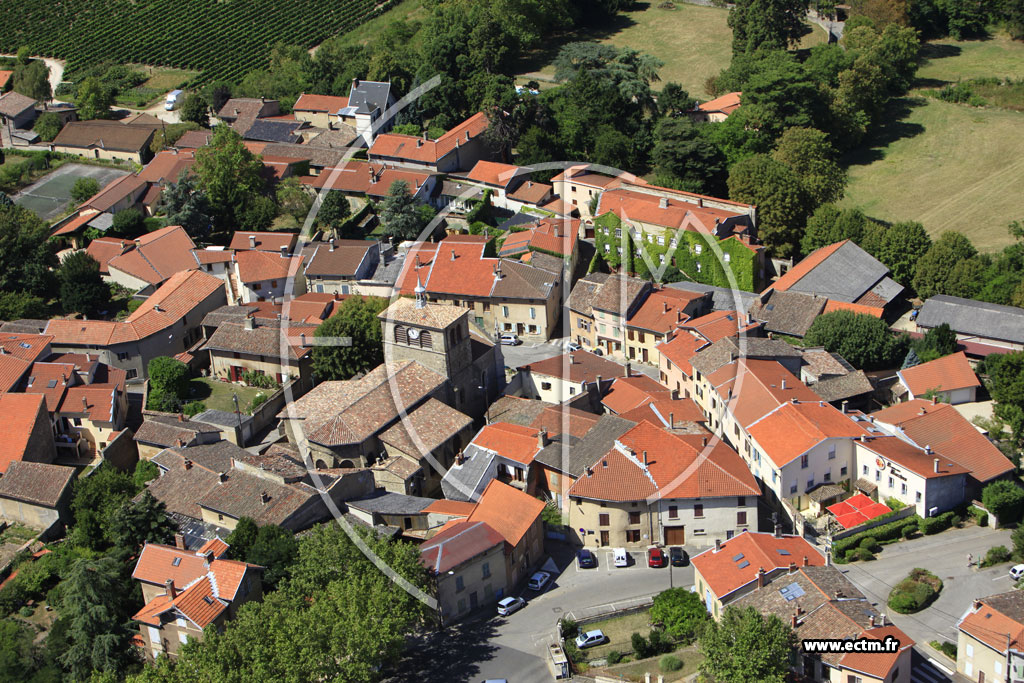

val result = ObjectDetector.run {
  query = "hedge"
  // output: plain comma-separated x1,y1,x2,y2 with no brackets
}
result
968,506,989,527
833,514,921,561
919,511,957,535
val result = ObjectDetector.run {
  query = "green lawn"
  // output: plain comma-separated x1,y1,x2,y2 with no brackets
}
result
841,97,1024,252
916,31,1024,85
0,154,31,169
597,645,703,682
187,377,270,414
331,0,428,48
580,611,653,661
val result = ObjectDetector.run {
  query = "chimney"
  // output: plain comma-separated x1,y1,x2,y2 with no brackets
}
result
329,239,335,251
757,566,766,587
702,436,708,447
554,225,560,238
973,599,983,611
677,310,683,323
803,555,810,567
781,378,787,390
931,396,937,405
714,538,722,553
669,412,675,428
280,244,288,258
450,249,456,261
183,459,192,470
624,362,631,378
174,534,185,549
697,198,704,208
788,561,797,573
596,374,603,388
791,612,798,628
841,400,848,414
538,429,548,449
919,407,927,416
774,523,782,538
934,457,940,473
869,614,876,627
260,490,270,504
465,130,470,141
415,255,421,268
825,550,832,566
178,413,185,423
859,434,867,442
244,316,255,331
352,78,359,89
218,471,227,483
248,234,256,248
202,550,213,568
81,396,89,412
642,450,648,466
165,579,176,599
925,444,933,454
658,197,668,209
416,139,423,148
300,333,307,347
768,332,773,339
663,301,669,313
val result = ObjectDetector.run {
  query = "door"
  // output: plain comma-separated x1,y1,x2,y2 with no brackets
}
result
600,530,609,546
642,348,649,363
470,591,478,609
230,365,242,381
978,671,984,683
517,323,525,335
664,526,685,546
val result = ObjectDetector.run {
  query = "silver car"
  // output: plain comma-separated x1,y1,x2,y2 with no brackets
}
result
497,596,526,616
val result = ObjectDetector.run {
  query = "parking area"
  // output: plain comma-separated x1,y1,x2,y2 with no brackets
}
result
12,163,131,220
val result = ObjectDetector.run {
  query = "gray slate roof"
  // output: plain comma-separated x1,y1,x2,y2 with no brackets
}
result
346,491,435,515
191,409,254,429
441,445,496,502
567,273,609,316
749,290,827,337
348,80,391,116
665,281,758,313
786,241,899,303
689,336,801,377
242,119,305,144
917,294,1024,345
533,414,636,477
173,441,250,474
811,370,874,402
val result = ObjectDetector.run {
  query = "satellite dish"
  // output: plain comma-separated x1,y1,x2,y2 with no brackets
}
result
408,328,420,340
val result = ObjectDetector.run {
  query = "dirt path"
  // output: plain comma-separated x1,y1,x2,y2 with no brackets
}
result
0,54,66,93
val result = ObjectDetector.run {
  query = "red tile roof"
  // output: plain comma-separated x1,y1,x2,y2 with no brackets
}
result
499,218,578,258
107,225,198,286
770,241,848,293
369,112,489,165
51,210,99,237
137,149,196,184
470,422,541,465
747,400,868,468
823,299,884,317
0,356,30,393
860,436,968,481
0,71,11,90
692,531,825,599
0,393,48,474
20,361,75,411
302,160,434,199
520,350,628,385
598,187,746,232
466,480,545,549
697,91,741,115
959,598,1024,654
0,333,53,362
420,520,505,574
870,399,1013,482
86,237,133,274
529,405,600,439
229,231,298,252
898,351,980,396
423,499,476,517
618,398,706,428
234,249,302,283
601,374,672,414
467,160,522,187
294,93,349,113
839,625,914,679
627,288,704,334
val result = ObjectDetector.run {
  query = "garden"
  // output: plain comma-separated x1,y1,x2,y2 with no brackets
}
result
887,568,943,614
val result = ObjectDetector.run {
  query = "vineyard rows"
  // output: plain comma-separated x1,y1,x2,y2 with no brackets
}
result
0,0,393,85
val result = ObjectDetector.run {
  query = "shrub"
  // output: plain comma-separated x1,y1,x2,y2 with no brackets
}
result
885,497,906,511
982,545,1011,568
607,650,623,665
853,547,875,561
18,605,33,617
888,569,942,614
183,400,206,417
983,481,1024,525
559,617,578,640
901,524,916,540
647,628,672,655
241,370,277,389
969,506,989,527
859,537,881,552
631,632,650,659
951,514,962,528
564,640,582,664
833,514,922,558
660,655,683,672
249,392,268,413
919,512,955,535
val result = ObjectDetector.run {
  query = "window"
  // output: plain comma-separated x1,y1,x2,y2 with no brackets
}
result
668,505,678,519
528,325,538,334
840,465,847,476
604,244,611,253
772,470,778,483
455,575,465,592
807,477,814,490
888,476,895,489
916,491,922,502
737,496,745,507
875,469,882,482
502,305,509,317
659,254,665,265
628,511,641,525
271,280,278,288
599,514,610,526
482,562,490,579
253,283,262,290
828,445,836,460
127,368,138,379
549,472,558,486
541,382,552,391
966,644,974,658
569,387,576,395
694,504,704,518
862,464,869,475
824,471,832,482
693,529,706,535
790,483,798,494
696,262,701,273
530,307,536,320
626,529,640,543
800,454,809,469
116,351,131,361
737,511,747,526
617,246,623,255
901,482,908,495
614,228,622,238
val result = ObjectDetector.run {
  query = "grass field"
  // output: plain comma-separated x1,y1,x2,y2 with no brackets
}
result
916,31,1024,85
596,645,702,682
516,1,827,97
188,377,270,415
332,0,427,48
841,97,1024,252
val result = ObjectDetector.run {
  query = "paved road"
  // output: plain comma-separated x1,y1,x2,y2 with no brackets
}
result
839,525,1012,682
387,543,693,682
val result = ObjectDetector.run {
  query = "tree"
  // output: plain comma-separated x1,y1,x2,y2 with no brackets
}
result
12,59,51,101
276,177,314,221
315,191,352,235
33,112,63,141
912,231,978,298
801,204,869,253
771,127,846,207
111,207,144,237
650,588,708,643
76,77,115,120
159,172,214,239
226,517,260,560
312,296,390,380
379,181,429,241
0,203,58,298
944,257,987,299
57,556,138,680
192,126,267,230
57,252,109,317
804,310,906,369
652,117,728,195
700,606,795,683
983,351,1024,460
246,525,299,589
133,459,159,489
659,82,697,117
178,93,209,127
983,480,1024,525
201,81,233,115
239,193,278,231
0,290,47,320
729,0,811,54
67,463,138,550
727,154,808,257
913,322,958,363
861,220,932,288
147,356,191,411
71,177,101,203
0,620,36,680
107,491,174,550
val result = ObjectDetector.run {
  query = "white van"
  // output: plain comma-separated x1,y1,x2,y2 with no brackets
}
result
613,547,629,568
165,90,183,111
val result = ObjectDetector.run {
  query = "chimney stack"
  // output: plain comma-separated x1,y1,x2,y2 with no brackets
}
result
973,599,983,611
931,396,937,405
757,566,766,588
183,459,192,470
280,244,288,258
82,396,89,412
174,533,185,549
702,436,708,447
841,400,848,414
774,523,782,538
248,234,256,248
788,561,796,573
658,197,668,209
934,457,940,473
596,374,602,388
697,198,704,208
925,444,933,454
803,555,810,567
791,612,798,628
244,316,255,331
663,301,669,313
781,378,787,390
300,333,307,347
642,450,648,466
178,413,185,423
218,471,227,483
669,412,675,428
624,362,631,378
261,490,270,504
450,249,456,261
538,429,548,449
202,551,213,568
165,579,176,599
714,538,722,552
869,614,876,627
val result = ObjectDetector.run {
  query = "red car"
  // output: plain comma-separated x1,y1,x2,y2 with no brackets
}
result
647,547,667,568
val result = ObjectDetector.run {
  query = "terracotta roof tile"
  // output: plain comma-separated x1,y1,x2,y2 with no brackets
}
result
422,499,476,517
0,461,74,507
519,350,628,385
0,355,30,393
467,160,522,187
771,241,848,293
959,591,1024,653
420,520,504,573
897,351,980,396
369,113,488,165
747,400,869,468
840,625,914,679
294,93,350,113
86,237,133,275
691,531,824,599
234,249,302,284
470,422,541,466
529,405,600,439
228,232,298,252
107,225,198,286
0,333,53,362
601,375,672,414
0,394,48,474
697,91,741,115
466,480,545,548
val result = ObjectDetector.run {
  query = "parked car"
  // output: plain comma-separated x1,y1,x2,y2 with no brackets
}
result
647,547,667,568
564,340,582,352
1011,564,1024,580
527,571,551,591
670,546,689,567
613,547,629,567
577,548,597,569
575,630,607,649
499,333,521,345
497,596,526,616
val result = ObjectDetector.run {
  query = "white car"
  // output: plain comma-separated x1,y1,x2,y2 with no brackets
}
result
575,629,607,649
564,340,581,352
1010,564,1024,580
499,333,521,346
527,571,551,591
497,596,526,616
613,547,629,567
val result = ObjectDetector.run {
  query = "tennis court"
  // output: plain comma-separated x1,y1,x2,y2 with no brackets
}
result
13,163,131,220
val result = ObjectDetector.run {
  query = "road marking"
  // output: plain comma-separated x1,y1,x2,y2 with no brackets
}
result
993,574,1010,580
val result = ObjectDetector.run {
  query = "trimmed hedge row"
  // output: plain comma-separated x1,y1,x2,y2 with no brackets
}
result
833,514,921,562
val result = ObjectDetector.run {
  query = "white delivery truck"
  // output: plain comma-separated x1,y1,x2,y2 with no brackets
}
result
165,90,183,111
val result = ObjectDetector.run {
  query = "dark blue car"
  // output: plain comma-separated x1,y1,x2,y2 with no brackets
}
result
577,548,597,569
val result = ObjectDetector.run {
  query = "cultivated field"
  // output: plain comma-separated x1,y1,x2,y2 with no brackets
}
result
842,31,1024,252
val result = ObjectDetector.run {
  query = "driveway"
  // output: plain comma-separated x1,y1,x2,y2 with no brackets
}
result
0,54,65,92
838,525,1013,663
386,542,695,682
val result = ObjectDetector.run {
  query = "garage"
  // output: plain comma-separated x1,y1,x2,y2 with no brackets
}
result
664,526,685,545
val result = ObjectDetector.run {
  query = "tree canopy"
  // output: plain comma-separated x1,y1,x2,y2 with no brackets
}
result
147,357,191,412
861,220,932,287
729,0,811,54
912,230,978,298
804,310,907,369
70,177,101,203
379,181,431,241
650,588,708,643
727,154,807,257
699,606,796,683
159,171,214,240
12,59,51,101
178,93,210,127
0,203,57,299
801,204,870,254
57,251,109,317
312,296,390,380
192,126,267,230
